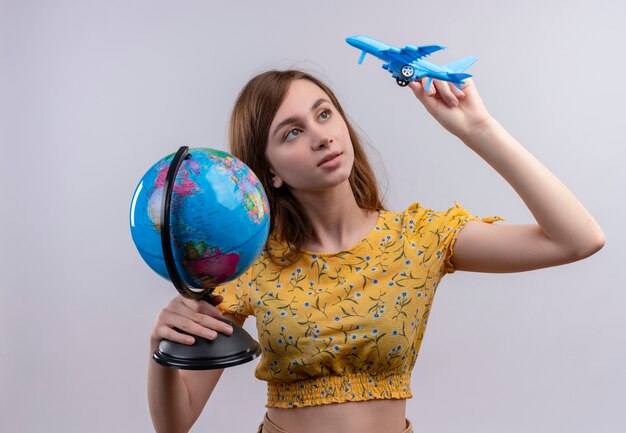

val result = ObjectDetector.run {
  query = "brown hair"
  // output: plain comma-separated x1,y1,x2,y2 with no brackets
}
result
228,70,384,261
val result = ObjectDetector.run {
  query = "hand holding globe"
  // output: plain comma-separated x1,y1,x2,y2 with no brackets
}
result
130,146,270,369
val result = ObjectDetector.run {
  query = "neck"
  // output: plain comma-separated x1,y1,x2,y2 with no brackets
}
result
291,182,377,253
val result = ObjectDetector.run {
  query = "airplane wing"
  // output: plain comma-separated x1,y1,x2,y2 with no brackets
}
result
444,56,479,73
380,44,445,61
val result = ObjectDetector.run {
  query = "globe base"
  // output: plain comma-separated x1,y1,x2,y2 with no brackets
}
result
153,318,261,370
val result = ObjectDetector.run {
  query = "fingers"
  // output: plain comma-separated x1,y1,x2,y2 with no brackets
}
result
450,83,466,99
157,310,220,342
155,323,196,345
180,297,234,334
461,77,475,91
431,79,462,106
408,79,429,103
410,78,466,108
409,79,437,115
181,295,223,318
152,296,234,346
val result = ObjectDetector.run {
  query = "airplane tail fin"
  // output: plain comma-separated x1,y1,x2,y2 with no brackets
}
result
445,56,478,73
442,56,478,90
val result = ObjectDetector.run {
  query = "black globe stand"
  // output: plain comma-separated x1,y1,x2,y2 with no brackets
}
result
153,146,261,370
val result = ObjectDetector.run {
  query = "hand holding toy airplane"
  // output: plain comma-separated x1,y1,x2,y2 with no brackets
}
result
346,35,477,90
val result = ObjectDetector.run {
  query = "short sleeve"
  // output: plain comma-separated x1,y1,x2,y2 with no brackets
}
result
213,269,253,320
441,201,505,274
403,201,505,276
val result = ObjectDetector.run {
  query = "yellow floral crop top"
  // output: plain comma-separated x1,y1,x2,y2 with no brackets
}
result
215,202,504,408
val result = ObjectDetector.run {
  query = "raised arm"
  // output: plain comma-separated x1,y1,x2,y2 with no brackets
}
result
148,295,243,433
409,79,605,273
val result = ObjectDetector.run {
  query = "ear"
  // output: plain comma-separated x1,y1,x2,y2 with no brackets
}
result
269,169,284,188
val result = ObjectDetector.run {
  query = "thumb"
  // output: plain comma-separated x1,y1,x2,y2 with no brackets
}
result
409,79,437,112
408,80,425,100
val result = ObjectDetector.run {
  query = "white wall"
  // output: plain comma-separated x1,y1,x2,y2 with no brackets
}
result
1,1,624,432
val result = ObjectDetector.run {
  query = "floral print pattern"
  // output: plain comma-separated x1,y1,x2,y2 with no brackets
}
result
216,201,504,408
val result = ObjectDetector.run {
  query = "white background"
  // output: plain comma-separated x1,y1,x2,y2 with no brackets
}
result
1,1,624,432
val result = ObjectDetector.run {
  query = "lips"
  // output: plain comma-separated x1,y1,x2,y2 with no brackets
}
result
318,152,342,167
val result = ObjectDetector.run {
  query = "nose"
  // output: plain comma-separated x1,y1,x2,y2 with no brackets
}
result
311,126,333,150
314,137,332,150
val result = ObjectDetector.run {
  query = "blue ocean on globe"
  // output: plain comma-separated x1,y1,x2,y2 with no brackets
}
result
130,148,270,290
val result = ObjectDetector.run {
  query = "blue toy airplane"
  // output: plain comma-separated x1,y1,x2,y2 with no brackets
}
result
345,35,477,90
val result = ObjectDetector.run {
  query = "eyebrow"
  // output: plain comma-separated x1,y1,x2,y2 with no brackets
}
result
272,98,330,138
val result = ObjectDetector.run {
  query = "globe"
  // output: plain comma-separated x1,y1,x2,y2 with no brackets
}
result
129,147,270,294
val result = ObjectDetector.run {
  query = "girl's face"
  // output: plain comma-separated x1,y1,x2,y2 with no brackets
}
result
265,79,354,194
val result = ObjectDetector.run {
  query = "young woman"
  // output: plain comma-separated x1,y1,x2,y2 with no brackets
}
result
147,70,605,433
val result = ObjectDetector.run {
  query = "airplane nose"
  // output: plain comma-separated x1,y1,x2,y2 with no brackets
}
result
346,35,366,49
346,36,356,46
